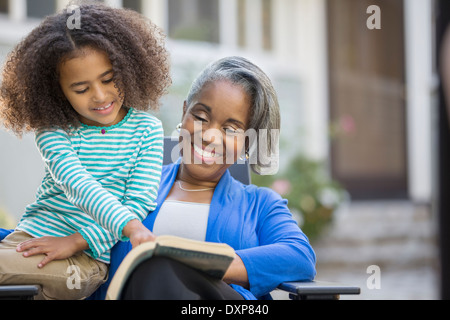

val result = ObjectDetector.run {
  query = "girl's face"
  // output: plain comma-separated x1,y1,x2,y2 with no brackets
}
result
59,48,125,127
180,80,251,183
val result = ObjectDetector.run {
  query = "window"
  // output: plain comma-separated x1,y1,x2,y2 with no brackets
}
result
123,0,142,13
168,0,219,43
0,0,8,14
237,0,273,51
27,0,56,19
237,0,246,47
262,0,272,50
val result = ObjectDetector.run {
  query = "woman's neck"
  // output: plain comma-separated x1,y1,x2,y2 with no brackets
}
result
164,164,219,204
176,166,219,190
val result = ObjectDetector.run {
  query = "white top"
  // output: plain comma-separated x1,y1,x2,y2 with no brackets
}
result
153,200,210,241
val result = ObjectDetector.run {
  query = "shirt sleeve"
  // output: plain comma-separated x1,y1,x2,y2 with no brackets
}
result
235,189,317,298
35,129,138,242
121,121,164,221
79,124,164,260
78,223,117,261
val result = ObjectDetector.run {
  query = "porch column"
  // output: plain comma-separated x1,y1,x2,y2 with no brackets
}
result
104,0,123,8
142,0,168,33
244,0,263,51
294,0,329,161
404,0,433,202
8,0,26,21
56,0,71,11
219,0,238,48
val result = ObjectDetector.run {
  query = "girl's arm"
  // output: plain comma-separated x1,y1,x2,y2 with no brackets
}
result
36,129,138,240
75,123,164,258
35,126,163,256
120,125,164,222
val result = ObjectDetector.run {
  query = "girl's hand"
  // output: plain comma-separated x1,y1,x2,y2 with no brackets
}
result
16,233,89,269
122,219,156,248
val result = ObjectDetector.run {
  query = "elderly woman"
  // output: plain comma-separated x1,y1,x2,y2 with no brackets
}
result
98,56,316,300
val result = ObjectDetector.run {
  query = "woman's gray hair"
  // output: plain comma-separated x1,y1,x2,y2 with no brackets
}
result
186,56,280,175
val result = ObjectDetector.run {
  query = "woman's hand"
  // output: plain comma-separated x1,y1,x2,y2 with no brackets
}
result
122,219,156,248
16,233,89,269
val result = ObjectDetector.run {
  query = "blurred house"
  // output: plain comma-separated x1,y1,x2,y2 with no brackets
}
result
0,0,435,221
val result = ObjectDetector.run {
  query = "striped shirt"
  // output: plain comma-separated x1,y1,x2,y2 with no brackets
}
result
17,108,164,263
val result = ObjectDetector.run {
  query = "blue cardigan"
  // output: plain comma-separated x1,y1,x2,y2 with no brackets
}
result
94,162,316,300
2,163,316,300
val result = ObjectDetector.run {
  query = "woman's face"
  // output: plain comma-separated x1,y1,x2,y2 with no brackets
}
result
59,47,125,127
180,80,251,183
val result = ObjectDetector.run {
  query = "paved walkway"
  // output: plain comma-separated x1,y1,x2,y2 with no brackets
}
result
275,200,440,300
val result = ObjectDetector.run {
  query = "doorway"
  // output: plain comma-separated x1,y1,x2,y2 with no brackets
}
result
327,0,408,199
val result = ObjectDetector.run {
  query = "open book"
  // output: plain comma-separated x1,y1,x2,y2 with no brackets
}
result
106,235,236,300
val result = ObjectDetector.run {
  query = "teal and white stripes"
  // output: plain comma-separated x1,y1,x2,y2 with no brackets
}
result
17,108,164,263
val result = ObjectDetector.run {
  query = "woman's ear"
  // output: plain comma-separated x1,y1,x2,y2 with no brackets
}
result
245,136,250,153
182,101,188,119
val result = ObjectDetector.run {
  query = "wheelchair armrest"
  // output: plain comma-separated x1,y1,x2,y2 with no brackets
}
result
0,285,40,300
278,281,361,300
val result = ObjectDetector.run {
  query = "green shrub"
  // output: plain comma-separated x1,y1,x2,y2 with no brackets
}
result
0,208,16,229
252,154,346,242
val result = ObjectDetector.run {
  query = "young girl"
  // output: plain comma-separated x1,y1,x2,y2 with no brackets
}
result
0,3,171,300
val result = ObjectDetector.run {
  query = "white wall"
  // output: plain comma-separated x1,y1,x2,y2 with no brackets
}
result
0,131,44,222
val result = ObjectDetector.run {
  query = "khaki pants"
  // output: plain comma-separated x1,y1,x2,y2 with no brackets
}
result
0,231,108,300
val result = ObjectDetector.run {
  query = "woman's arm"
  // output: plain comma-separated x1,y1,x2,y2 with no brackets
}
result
223,254,249,289
235,189,316,298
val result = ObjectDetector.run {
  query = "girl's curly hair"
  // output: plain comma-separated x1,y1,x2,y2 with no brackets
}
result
0,2,171,136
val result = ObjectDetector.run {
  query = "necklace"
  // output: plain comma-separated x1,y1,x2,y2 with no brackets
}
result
177,181,215,192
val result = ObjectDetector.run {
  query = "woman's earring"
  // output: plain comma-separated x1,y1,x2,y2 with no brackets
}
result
176,123,182,133
239,151,250,162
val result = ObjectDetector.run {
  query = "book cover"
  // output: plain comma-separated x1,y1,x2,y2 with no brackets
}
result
106,236,235,300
